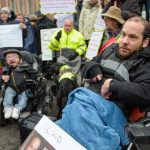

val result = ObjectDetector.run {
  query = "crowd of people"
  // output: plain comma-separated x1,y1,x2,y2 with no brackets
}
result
0,0,150,149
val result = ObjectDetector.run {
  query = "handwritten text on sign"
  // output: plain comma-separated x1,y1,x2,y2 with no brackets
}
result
35,116,87,150
0,24,23,48
40,28,60,61
85,31,104,60
40,0,76,14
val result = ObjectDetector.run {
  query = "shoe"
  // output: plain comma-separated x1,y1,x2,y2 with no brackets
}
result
12,107,20,119
4,107,13,119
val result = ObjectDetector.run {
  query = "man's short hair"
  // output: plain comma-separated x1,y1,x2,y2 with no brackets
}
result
125,16,150,40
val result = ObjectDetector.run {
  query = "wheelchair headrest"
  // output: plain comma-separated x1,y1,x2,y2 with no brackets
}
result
20,51,34,64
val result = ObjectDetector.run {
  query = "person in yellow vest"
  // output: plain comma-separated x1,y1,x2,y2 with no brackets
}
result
48,19,87,74
98,6,125,54
48,19,87,60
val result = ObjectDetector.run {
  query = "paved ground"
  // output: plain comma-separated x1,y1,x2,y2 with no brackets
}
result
0,95,58,150
0,121,20,150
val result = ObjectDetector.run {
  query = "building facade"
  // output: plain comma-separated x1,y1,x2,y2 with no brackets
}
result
0,0,40,16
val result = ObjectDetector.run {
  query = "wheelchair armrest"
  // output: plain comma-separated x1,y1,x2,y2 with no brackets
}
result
26,79,36,86
125,117,150,144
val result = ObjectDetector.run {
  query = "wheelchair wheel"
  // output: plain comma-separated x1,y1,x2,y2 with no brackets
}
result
0,99,7,126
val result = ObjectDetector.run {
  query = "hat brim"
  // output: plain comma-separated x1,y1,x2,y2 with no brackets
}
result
102,13,125,24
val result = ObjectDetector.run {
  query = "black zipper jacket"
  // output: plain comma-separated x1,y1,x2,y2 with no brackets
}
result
82,43,150,112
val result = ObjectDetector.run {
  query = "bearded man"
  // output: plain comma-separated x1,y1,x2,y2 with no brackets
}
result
82,16,150,116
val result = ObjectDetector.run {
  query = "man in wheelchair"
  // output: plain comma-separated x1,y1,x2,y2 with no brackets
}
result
1,49,37,119
55,16,150,149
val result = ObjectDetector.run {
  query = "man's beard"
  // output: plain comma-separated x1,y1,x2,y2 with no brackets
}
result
117,49,134,59
118,45,143,59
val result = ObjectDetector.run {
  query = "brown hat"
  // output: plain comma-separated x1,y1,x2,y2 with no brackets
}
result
102,6,125,24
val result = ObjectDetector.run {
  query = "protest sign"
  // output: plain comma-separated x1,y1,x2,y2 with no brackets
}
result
20,116,87,150
40,0,76,14
40,28,60,61
85,31,104,60
54,14,74,28
0,24,23,48
94,9,106,31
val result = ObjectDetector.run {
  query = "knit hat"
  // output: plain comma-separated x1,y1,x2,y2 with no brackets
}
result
0,7,11,15
102,6,125,24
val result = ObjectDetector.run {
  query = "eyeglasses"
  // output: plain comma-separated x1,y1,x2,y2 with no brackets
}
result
6,54,19,60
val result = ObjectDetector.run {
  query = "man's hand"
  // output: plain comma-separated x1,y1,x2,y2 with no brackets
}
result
101,79,113,99
55,30,62,42
19,23,27,29
68,51,78,61
2,75,10,83
92,74,103,82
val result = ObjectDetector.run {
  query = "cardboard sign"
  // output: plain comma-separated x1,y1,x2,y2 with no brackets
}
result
0,24,23,48
40,0,76,14
85,31,104,60
19,116,87,150
40,28,60,61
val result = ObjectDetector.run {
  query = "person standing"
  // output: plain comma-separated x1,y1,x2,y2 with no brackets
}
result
102,0,141,21
79,0,101,46
16,13,37,54
98,6,125,54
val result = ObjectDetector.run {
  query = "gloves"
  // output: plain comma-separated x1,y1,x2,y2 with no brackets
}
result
68,51,78,61
55,30,62,41
49,62,63,75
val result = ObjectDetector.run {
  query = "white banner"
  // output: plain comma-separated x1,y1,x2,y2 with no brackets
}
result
94,9,106,31
0,24,23,48
40,28,60,61
54,14,74,28
85,31,104,60
20,116,87,150
40,0,76,14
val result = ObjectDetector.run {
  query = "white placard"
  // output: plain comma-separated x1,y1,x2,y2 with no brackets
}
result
40,0,76,14
54,14,74,28
85,31,104,60
40,28,60,61
0,24,23,48
94,9,106,31
20,116,87,150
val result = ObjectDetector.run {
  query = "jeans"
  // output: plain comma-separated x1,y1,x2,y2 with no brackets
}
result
3,86,28,111
140,0,150,21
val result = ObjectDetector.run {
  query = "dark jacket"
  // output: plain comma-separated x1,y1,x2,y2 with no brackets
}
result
2,61,37,93
34,16,56,55
82,43,150,112
102,0,141,20
23,20,37,54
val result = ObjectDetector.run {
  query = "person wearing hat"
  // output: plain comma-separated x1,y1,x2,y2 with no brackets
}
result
2,49,37,119
98,6,125,54
0,7,26,29
102,0,141,21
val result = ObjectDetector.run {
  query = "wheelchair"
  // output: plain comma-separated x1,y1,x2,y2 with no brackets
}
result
0,51,53,126
125,108,150,150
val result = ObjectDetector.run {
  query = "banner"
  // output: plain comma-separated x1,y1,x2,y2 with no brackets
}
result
40,28,60,61
40,0,76,14
0,24,23,48
85,31,104,60
20,116,87,150
94,9,106,31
